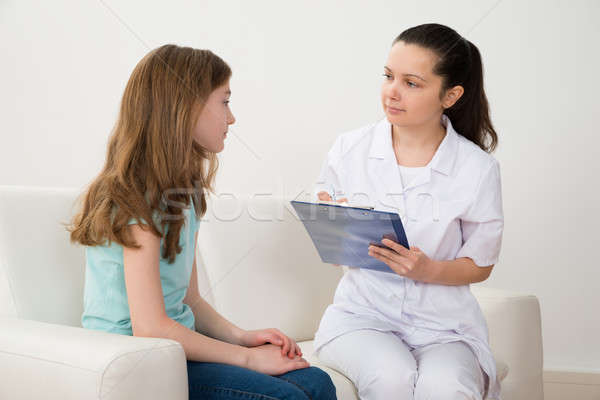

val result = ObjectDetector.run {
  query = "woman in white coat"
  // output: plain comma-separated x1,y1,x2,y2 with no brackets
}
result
313,23,504,400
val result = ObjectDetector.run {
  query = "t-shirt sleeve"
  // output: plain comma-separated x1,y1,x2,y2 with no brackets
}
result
455,158,504,267
126,201,199,231
127,217,148,226
126,211,161,227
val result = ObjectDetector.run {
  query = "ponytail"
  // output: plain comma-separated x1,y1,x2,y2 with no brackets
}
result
394,24,498,152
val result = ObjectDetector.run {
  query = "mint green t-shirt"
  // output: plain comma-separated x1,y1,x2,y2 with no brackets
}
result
81,200,199,335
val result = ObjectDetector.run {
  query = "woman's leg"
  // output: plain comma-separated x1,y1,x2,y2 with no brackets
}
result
316,329,418,400
187,361,335,400
412,341,486,400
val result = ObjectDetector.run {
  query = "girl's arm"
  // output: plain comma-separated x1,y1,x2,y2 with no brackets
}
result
123,225,247,364
182,234,244,345
184,233,302,358
123,225,308,373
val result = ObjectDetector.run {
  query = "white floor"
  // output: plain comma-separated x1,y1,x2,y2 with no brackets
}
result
544,370,600,400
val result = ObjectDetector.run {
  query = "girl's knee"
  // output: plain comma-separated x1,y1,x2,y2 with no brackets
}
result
280,366,336,400
306,367,337,400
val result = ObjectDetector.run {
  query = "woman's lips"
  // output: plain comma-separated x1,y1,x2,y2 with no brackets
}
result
387,105,405,114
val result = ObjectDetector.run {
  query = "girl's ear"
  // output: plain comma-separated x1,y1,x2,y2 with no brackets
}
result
442,85,464,109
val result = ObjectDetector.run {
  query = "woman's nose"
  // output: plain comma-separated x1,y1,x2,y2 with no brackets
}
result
385,84,401,101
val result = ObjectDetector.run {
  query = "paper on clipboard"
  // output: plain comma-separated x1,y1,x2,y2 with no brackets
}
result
290,200,409,273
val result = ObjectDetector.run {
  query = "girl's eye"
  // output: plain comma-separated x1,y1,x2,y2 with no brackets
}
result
407,81,417,88
224,100,230,105
382,73,392,80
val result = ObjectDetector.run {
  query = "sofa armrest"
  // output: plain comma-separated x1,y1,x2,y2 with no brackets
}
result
472,286,544,400
0,317,188,400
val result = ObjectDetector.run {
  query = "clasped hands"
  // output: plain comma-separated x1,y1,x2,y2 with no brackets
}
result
238,328,303,359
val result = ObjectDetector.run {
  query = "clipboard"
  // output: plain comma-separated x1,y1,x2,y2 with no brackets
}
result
290,200,409,273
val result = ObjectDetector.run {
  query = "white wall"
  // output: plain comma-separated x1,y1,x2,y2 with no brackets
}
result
1,0,599,372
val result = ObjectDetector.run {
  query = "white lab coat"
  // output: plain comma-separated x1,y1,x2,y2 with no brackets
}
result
313,114,504,399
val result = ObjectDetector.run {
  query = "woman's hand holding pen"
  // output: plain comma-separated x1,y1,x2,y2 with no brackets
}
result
368,238,440,282
317,191,348,204
318,191,348,268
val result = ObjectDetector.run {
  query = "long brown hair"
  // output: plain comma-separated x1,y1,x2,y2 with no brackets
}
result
68,44,231,263
394,24,498,152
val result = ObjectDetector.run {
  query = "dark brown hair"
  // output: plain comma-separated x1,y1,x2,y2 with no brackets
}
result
68,44,231,263
394,23,498,152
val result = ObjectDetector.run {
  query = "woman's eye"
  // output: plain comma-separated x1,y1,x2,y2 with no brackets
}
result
407,81,417,88
224,100,230,105
382,73,392,80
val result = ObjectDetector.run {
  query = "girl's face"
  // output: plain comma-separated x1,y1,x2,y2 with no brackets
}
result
381,41,455,127
193,81,235,153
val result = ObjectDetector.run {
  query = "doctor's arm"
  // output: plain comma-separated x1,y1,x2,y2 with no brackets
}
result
368,240,494,285
429,257,494,285
370,159,502,285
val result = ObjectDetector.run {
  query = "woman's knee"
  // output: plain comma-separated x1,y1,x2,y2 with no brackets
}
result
414,373,483,400
359,367,417,400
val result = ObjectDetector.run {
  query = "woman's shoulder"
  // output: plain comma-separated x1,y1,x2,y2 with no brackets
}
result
327,119,385,161
451,135,501,204
454,133,499,173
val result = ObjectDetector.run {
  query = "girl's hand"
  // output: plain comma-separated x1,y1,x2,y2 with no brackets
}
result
245,344,310,376
368,238,439,282
239,328,302,359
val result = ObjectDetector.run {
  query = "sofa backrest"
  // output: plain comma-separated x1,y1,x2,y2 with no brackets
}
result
0,186,342,341
0,186,85,326
197,195,343,342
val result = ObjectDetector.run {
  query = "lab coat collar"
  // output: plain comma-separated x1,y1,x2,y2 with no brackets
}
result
368,114,459,177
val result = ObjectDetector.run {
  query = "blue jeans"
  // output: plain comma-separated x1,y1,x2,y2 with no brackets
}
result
186,361,337,400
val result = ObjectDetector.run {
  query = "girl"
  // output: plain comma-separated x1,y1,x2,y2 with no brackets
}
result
69,44,336,400
313,24,503,399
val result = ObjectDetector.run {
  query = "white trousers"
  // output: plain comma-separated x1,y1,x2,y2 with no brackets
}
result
316,329,487,400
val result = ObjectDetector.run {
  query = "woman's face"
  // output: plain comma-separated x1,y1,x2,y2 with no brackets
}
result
381,41,452,127
193,81,235,153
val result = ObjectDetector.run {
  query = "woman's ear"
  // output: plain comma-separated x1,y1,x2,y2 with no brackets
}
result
442,85,464,109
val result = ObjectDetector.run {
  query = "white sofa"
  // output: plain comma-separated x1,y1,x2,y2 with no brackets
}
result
0,186,544,400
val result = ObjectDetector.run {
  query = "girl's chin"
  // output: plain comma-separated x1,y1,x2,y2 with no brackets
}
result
192,138,225,153
211,143,225,153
